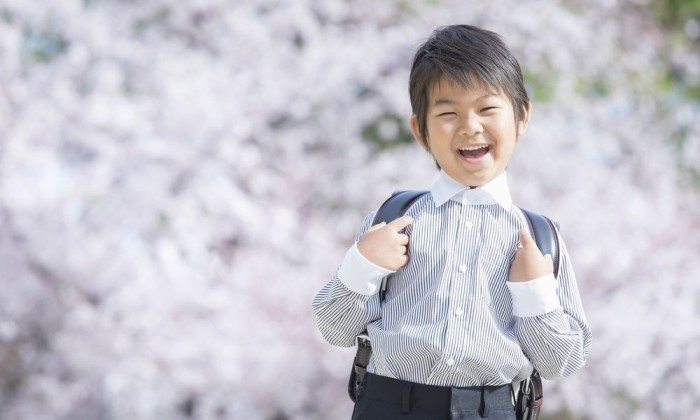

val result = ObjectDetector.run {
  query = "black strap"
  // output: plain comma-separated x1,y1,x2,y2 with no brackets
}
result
348,334,372,402
515,370,543,420
372,190,428,225
376,191,429,301
519,208,560,277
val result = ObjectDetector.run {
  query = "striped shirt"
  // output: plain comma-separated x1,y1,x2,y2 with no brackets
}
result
312,171,592,386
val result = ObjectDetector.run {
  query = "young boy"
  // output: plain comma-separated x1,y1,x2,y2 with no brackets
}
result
312,25,592,420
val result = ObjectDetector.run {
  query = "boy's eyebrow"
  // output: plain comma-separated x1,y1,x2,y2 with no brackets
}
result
433,98,457,106
432,93,499,106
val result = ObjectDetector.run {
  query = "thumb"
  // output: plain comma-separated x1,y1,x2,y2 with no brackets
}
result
518,228,536,248
544,254,554,273
518,228,544,254
366,221,386,232
387,215,414,232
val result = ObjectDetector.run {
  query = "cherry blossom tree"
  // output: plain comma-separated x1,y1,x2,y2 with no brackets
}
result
0,0,698,419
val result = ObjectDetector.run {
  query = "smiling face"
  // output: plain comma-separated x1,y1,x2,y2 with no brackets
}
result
411,77,530,187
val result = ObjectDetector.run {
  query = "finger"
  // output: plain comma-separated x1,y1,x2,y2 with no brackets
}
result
366,221,386,232
518,228,537,249
541,254,555,275
399,245,407,255
397,253,409,267
387,215,414,232
397,233,409,245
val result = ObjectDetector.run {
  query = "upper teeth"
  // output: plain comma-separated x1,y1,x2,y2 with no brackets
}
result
459,145,488,151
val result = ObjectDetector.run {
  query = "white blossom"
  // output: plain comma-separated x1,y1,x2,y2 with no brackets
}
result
0,0,699,418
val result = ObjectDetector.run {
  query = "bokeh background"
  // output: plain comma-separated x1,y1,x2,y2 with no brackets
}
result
1,0,700,419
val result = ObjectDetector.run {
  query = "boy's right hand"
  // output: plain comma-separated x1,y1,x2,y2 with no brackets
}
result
357,216,414,271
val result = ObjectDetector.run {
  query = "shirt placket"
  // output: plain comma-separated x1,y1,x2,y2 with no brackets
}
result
428,202,480,383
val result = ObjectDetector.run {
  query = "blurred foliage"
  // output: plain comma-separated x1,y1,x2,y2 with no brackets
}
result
654,0,700,27
524,69,558,102
21,30,68,64
654,0,700,102
610,387,643,417
575,76,611,98
540,409,585,420
133,6,172,35
1,7,14,24
650,0,700,188
362,113,415,151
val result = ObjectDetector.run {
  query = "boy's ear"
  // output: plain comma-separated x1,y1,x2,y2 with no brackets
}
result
410,114,429,150
516,101,532,138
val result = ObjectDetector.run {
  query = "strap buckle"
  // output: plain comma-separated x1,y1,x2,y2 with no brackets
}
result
355,333,371,348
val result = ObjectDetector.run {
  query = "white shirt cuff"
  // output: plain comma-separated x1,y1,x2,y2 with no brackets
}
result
338,243,395,295
506,273,561,317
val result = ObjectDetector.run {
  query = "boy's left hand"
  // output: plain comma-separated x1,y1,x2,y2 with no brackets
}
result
509,228,553,282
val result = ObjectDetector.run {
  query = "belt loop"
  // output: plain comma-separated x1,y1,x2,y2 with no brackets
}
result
478,385,489,418
401,382,413,414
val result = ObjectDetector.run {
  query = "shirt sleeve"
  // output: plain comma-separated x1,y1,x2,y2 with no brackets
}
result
512,232,593,380
311,211,384,347
338,243,395,295
506,273,561,317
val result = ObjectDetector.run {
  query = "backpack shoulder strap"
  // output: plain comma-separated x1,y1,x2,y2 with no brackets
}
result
374,190,428,300
372,190,429,225
348,190,428,403
515,209,560,420
518,207,561,278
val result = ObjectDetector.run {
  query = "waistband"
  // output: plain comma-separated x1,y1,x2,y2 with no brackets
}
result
362,373,513,414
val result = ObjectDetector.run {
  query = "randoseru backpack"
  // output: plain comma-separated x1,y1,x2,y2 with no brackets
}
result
348,190,561,420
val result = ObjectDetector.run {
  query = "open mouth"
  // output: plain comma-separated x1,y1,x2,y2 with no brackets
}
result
458,145,490,159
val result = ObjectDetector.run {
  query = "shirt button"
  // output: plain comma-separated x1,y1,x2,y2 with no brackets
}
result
454,308,464,317
446,358,455,366
458,264,467,273
465,221,473,230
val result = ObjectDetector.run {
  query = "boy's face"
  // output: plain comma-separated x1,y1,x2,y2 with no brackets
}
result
411,77,530,187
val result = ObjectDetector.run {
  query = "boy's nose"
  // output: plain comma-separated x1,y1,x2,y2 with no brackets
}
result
459,115,483,136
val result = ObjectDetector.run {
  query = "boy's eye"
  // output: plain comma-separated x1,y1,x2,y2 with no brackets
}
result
437,112,456,117
480,107,498,112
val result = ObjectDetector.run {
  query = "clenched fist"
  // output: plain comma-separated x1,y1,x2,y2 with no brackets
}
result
509,228,554,282
357,216,414,271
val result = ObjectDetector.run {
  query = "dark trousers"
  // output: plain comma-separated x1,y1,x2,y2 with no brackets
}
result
351,373,516,420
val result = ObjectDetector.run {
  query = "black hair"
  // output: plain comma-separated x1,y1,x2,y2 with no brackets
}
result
409,24,530,147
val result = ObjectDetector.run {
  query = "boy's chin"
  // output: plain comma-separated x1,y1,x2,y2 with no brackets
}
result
439,157,505,188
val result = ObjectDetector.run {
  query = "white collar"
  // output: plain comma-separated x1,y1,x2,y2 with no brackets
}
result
430,170,513,210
